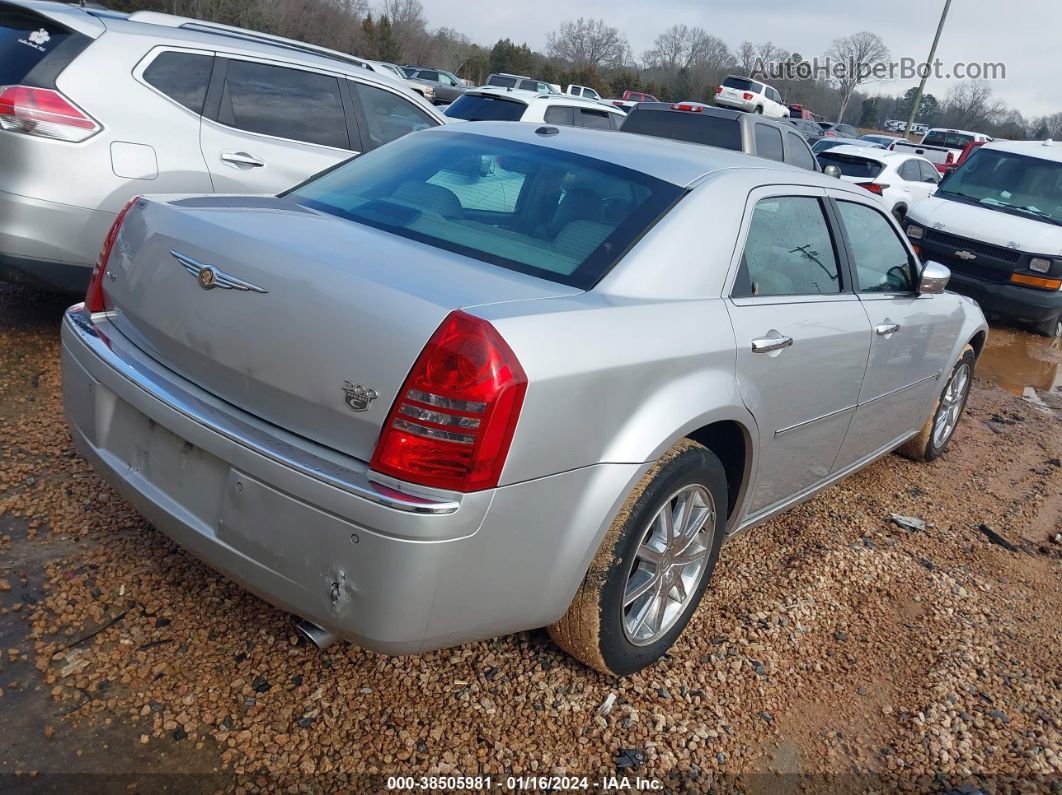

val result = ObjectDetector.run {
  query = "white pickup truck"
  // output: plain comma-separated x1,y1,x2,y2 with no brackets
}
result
893,128,993,173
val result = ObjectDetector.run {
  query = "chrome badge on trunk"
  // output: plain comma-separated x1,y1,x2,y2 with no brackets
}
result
343,381,378,412
171,250,268,293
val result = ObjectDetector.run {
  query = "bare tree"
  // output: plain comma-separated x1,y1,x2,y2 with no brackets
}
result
546,17,630,71
735,41,756,76
380,0,426,61
941,80,1004,130
643,25,731,73
827,31,889,121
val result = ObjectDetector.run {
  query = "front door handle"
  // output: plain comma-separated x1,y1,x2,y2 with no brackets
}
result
751,334,794,353
220,151,265,168
875,321,901,338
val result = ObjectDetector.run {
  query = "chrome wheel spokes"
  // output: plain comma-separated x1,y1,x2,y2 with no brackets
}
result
932,362,970,448
622,484,715,646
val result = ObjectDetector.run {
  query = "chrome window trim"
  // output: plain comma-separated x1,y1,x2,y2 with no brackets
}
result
131,44,219,119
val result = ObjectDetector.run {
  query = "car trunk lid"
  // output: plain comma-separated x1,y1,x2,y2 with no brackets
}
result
102,195,580,463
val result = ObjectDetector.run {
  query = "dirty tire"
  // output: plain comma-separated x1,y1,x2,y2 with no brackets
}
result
898,344,976,462
547,439,727,676
1031,311,1062,339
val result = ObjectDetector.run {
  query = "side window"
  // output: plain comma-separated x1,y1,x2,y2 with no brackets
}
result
543,105,575,126
352,81,435,148
733,197,842,297
754,123,784,162
785,132,815,170
578,108,612,130
919,160,940,183
218,60,348,149
898,159,921,181
836,201,916,293
143,51,214,113
418,70,440,82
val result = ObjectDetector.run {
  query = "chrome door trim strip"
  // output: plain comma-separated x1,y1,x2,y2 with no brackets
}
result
858,369,943,407
774,404,856,438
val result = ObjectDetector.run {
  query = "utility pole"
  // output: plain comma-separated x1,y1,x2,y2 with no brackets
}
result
904,0,952,139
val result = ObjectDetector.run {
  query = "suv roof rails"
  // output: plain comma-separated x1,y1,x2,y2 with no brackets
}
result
124,11,373,71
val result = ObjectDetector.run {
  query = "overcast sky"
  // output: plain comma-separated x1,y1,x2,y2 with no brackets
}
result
421,0,1059,119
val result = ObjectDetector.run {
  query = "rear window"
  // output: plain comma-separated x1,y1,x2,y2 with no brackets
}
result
444,94,526,121
143,51,214,113
722,77,754,91
922,130,975,148
289,130,685,289
486,74,518,88
0,7,85,86
621,108,742,150
816,152,885,179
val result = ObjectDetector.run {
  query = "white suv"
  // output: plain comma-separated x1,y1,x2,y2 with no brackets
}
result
444,88,625,129
0,0,445,291
714,75,788,119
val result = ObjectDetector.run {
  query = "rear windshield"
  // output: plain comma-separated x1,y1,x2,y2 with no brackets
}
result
816,152,884,179
922,130,976,148
486,74,518,88
722,77,754,91
0,6,83,85
621,108,742,150
289,130,685,289
445,94,526,121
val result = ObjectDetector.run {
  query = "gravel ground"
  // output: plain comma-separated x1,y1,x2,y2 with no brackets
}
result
1,284,1060,792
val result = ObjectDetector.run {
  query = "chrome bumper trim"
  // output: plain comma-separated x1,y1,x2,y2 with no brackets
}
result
64,305,460,515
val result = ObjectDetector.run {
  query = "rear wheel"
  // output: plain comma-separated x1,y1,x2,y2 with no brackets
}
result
548,440,727,675
898,344,975,462
1031,311,1062,339
892,205,907,225
753,106,763,114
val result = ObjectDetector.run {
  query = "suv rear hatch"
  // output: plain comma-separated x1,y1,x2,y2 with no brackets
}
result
0,2,99,89
100,196,581,464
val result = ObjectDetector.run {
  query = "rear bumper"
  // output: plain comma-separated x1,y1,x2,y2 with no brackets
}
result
947,272,1062,323
714,97,752,112
61,306,640,653
0,189,111,290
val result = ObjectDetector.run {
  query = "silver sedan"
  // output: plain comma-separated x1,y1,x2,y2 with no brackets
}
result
61,121,987,674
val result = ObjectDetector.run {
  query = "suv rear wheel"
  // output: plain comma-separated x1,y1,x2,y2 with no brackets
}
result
548,439,727,675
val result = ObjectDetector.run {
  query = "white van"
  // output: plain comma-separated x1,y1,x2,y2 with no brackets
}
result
904,140,1062,337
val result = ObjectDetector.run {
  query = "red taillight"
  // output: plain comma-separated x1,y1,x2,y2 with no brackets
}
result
856,182,885,195
742,92,753,100
370,311,527,492
715,85,723,94
671,102,702,112
945,151,955,164
0,85,100,142
85,196,139,313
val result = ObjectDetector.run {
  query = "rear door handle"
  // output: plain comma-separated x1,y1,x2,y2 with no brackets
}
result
751,334,793,353
220,151,265,168
875,322,901,337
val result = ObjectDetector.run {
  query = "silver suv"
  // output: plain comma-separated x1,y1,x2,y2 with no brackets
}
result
0,0,445,291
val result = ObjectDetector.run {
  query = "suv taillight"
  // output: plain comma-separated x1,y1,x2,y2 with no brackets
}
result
742,92,753,100
856,182,885,195
0,85,100,142
370,311,527,492
715,85,723,94
85,196,139,313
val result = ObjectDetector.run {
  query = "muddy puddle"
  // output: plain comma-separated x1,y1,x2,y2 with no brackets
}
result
977,325,1062,395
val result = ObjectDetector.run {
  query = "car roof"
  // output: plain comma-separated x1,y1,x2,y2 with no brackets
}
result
10,0,411,87
465,87,622,111
821,145,919,163
428,121,832,188
981,139,1062,163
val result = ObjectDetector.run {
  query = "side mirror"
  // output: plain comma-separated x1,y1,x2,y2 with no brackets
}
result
823,164,842,178
918,260,950,295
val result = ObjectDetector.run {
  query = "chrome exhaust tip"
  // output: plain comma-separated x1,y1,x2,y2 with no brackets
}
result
295,618,336,650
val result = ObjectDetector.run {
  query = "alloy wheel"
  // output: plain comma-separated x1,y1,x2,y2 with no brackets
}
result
621,484,715,646
932,362,971,448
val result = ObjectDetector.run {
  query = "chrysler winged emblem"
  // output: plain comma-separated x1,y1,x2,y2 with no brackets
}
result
171,250,267,293
343,381,378,412
954,250,977,261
